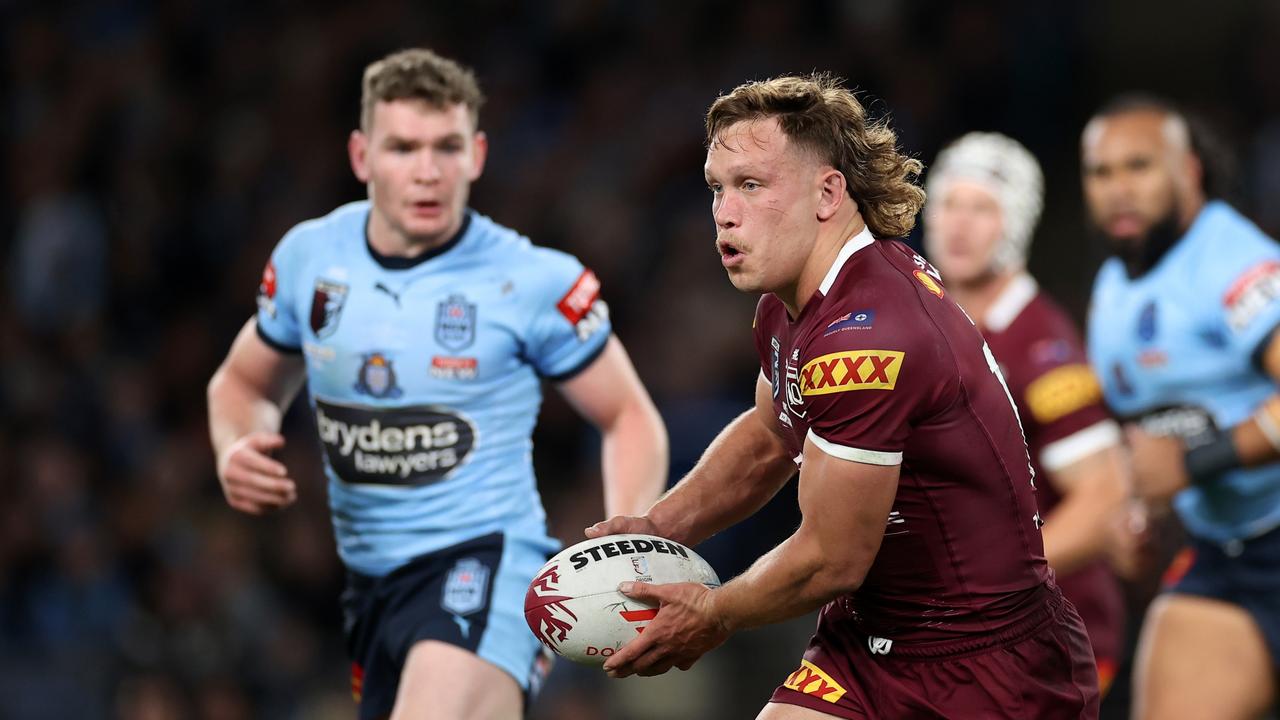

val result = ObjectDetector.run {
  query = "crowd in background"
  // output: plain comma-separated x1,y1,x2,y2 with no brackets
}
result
3,1,1280,717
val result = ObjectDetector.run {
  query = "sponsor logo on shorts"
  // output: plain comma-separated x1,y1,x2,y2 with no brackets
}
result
569,538,689,570
800,350,904,396
558,269,610,341
442,557,490,616
310,278,349,338
430,355,478,381
1024,363,1103,423
314,399,476,485
1224,260,1280,332
436,294,477,351
867,636,894,655
783,659,847,703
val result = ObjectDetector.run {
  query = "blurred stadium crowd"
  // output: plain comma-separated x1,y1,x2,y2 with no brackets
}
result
3,1,1280,718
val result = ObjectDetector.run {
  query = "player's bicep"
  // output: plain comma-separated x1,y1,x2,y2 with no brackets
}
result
1259,327,1280,383
797,436,900,585
555,336,650,428
215,319,307,407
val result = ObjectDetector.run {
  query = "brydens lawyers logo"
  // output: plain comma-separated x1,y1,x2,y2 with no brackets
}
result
783,659,847,703
800,350,904,396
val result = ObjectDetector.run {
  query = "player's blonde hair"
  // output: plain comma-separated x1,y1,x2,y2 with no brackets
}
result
705,73,925,239
360,49,485,132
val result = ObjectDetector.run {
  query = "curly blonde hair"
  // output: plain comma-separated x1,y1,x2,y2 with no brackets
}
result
706,73,925,238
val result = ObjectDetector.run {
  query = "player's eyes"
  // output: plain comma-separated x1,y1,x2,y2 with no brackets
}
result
707,183,723,194
742,181,760,191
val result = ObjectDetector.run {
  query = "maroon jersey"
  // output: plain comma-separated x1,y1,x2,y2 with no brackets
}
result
980,273,1124,675
753,231,1050,645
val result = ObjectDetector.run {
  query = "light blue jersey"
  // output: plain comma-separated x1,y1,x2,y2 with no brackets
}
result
256,201,609,576
1088,201,1280,542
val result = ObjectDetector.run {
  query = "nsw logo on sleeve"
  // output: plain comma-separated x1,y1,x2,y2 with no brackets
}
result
310,278,349,338
800,350,904,396
314,399,476,486
1224,260,1280,332
557,269,609,341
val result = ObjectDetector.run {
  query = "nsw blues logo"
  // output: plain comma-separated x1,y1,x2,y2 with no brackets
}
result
310,278,349,339
442,557,490,616
354,353,403,399
436,294,477,351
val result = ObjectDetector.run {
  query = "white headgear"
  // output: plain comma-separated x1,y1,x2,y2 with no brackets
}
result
925,132,1044,272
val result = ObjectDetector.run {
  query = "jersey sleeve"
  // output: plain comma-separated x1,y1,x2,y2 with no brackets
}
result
255,229,305,353
799,314,941,466
1009,323,1117,472
524,250,612,380
1211,230,1280,361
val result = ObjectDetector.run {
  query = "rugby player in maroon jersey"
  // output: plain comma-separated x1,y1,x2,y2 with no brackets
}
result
925,132,1130,695
586,74,1099,719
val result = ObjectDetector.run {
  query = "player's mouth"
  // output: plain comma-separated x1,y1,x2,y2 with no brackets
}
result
1104,211,1145,238
409,199,445,218
718,240,745,268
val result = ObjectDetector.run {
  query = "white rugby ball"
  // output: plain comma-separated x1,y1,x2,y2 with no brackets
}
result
523,533,721,665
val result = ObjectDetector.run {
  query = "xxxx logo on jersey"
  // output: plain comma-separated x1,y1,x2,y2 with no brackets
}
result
800,350,904,396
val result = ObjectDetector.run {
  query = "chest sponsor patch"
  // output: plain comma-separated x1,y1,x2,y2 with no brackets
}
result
783,659,847,703
557,269,610,341
800,350,904,396
1024,364,1103,424
314,399,476,485
1224,260,1280,332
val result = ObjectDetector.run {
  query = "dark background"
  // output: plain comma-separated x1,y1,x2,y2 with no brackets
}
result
3,1,1279,717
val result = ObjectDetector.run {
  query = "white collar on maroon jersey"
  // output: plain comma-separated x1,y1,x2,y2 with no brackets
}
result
983,272,1039,333
818,226,876,295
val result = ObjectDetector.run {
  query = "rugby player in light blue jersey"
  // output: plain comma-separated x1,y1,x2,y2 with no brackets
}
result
1083,96,1280,720
207,49,667,720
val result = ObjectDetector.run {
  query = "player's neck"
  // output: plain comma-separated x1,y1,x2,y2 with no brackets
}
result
367,209,461,259
950,269,1020,328
782,213,866,318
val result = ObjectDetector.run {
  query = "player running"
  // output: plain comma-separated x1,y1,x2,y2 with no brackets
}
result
589,74,1099,719
206,49,666,720
1083,96,1280,720
924,132,1128,693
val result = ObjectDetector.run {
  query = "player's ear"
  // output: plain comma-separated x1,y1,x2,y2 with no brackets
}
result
469,131,489,181
349,130,370,183
816,168,847,221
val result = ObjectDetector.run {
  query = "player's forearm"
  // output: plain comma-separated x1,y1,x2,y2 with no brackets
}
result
600,398,668,517
647,410,795,546
1041,446,1128,575
709,524,863,631
207,367,287,459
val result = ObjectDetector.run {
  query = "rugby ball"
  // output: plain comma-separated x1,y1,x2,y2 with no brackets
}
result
523,533,721,665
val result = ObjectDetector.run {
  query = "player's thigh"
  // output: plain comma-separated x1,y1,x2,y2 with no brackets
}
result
757,701,845,720
390,640,522,720
1133,593,1276,720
